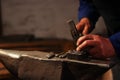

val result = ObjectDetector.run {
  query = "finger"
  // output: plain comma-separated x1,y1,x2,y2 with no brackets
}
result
83,24,90,35
76,22,84,32
76,40,97,51
76,35,93,46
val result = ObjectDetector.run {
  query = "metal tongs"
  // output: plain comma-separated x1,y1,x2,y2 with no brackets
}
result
67,19,82,43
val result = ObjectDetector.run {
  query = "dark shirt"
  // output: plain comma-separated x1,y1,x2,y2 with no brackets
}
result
78,0,120,56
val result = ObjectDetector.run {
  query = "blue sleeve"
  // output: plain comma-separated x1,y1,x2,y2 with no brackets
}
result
109,32,120,57
78,0,100,30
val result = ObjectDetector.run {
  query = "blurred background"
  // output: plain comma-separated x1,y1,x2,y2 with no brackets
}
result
1,0,107,39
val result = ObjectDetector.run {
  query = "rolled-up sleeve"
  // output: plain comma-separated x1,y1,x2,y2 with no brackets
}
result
78,0,100,30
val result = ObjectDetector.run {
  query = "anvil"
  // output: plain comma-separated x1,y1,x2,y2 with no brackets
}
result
0,49,114,80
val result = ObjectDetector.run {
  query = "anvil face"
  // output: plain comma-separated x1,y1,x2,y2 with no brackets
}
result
0,49,113,80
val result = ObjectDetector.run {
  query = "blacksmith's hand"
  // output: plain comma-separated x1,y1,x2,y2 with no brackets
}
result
76,18,91,35
76,34,115,59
